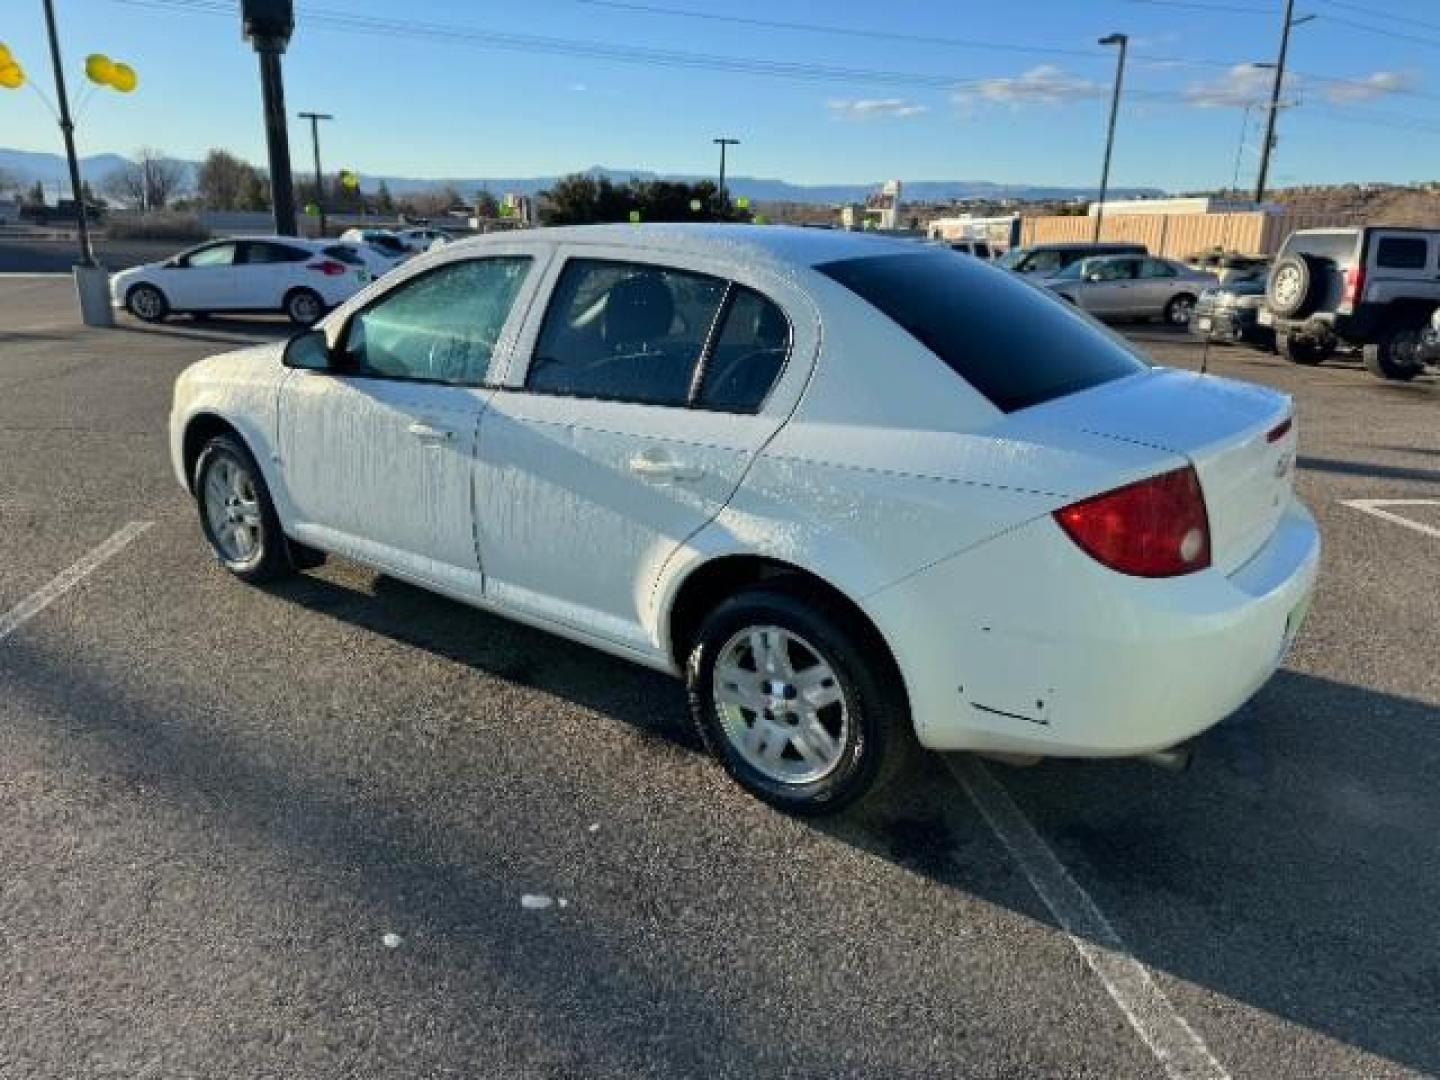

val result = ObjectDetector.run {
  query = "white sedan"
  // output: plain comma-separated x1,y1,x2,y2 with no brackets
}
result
395,226,453,253
168,225,1319,813
112,236,372,326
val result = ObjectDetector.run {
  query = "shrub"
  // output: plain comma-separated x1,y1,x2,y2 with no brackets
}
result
104,212,210,242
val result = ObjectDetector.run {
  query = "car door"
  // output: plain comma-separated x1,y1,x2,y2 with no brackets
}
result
473,250,815,658
1077,256,1140,316
161,241,239,310
1136,257,1182,316
235,240,309,310
277,253,542,598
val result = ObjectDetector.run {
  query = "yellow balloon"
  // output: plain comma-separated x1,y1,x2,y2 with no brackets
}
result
0,63,24,90
85,53,114,85
0,42,12,64
109,62,137,93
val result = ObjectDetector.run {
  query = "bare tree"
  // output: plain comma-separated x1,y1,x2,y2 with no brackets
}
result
102,148,187,210
196,149,250,210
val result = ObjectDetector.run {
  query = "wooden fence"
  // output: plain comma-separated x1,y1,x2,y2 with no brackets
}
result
1018,211,1366,259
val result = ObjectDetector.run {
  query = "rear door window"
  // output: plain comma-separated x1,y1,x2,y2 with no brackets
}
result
1375,237,1430,270
1141,258,1178,278
818,252,1146,413
240,241,310,264
527,259,727,406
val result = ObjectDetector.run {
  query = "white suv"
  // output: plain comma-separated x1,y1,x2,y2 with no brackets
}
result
1261,226,1440,380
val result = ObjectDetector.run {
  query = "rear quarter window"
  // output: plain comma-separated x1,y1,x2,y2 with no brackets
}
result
818,252,1147,414
1375,237,1430,270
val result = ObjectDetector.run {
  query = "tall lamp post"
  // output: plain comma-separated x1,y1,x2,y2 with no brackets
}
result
241,0,297,236
1092,32,1128,243
298,110,332,236
713,136,739,214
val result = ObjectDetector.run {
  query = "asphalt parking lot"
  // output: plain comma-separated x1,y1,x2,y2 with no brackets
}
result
2,274,1438,1079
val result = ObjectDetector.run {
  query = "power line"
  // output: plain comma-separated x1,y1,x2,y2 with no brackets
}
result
1311,11,1440,49
1119,0,1279,15
106,0,1440,122
1316,0,1440,35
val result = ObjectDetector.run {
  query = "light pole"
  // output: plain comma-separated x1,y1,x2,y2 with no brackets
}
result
1254,0,1314,204
241,0,298,236
298,110,332,236
713,136,739,214
1093,33,1128,242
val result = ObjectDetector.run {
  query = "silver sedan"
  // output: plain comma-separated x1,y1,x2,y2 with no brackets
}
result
1043,255,1216,325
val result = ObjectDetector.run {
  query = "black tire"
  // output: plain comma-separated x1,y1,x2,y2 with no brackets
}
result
686,583,911,816
125,283,169,323
193,434,293,583
284,288,325,327
1164,293,1197,327
1363,329,1425,381
1277,331,1332,366
1266,253,1324,318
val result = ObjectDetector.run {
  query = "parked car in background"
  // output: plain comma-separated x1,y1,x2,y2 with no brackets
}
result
999,241,1148,276
169,224,1317,814
396,226,453,253
340,227,411,263
1260,226,1440,380
947,238,995,260
112,237,371,325
1043,254,1214,325
19,198,105,225
1191,274,1274,347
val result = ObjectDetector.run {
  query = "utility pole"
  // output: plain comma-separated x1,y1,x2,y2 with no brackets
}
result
40,0,94,267
1093,33,1128,243
299,111,333,236
713,137,739,214
241,0,298,235
1254,0,1314,204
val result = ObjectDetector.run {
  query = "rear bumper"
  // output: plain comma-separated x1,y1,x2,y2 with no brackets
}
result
1191,306,1267,342
864,499,1320,757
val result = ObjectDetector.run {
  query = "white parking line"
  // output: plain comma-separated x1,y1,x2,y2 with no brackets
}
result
945,756,1230,1080
1340,499,1440,540
0,522,153,643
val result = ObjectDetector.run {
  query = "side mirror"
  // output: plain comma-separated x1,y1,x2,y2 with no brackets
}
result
283,328,333,371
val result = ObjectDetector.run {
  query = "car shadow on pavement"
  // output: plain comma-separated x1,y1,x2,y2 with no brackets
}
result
251,564,1440,1075
112,316,294,348
7,558,1438,1074
1299,454,1440,485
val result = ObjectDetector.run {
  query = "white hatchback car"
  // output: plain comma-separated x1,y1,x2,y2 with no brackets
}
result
169,225,1320,813
112,236,372,326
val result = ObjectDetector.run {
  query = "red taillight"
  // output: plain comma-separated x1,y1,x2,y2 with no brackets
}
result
1053,466,1211,578
308,259,347,276
1342,265,1365,308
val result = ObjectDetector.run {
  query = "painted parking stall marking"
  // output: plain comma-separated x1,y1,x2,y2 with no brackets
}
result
1340,499,1440,541
0,522,153,643
945,756,1231,1080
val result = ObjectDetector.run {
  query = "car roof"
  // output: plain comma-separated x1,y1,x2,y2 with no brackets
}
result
1025,241,1146,251
442,223,929,269
213,235,325,246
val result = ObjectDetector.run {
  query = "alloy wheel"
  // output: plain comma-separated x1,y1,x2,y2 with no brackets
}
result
712,625,851,785
202,454,264,566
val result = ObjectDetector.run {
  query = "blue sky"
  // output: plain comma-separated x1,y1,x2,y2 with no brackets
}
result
4,0,1440,191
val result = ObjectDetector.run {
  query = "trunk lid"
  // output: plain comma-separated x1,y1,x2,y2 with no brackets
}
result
1014,368,1296,574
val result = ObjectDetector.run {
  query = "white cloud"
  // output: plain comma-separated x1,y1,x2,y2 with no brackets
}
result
1323,70,1418,103
954,65,1105,109
1185,64,1284,108
1186,65,1417,108
826,98,929,121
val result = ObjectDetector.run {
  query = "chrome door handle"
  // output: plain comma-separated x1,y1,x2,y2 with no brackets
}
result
628,454,703,482
407,421,455,442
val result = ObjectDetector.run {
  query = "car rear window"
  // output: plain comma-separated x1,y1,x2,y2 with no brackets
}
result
1287,231,1359,263
817,252,1147,413
1375,237,1429,270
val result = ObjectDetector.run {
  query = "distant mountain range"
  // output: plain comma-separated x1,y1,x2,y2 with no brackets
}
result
1,147,1164,205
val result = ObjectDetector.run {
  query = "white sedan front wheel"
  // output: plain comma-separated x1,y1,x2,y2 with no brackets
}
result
194,434,293,583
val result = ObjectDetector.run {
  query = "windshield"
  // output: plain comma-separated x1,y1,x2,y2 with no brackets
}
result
997,247,1029,270
818,252,1148,413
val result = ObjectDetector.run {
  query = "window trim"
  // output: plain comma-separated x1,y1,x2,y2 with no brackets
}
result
331,254,535,388
518,255,793,413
